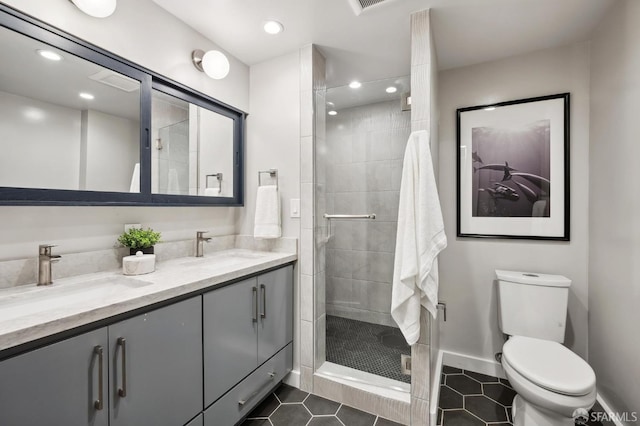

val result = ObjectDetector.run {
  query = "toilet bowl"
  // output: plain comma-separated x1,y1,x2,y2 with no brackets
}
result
502,336,596,426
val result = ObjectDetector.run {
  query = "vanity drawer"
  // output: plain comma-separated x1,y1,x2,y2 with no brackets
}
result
203,343,292,426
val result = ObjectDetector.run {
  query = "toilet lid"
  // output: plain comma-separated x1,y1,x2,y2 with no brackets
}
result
503,336,596,396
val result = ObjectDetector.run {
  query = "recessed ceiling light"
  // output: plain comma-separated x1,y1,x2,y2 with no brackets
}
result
386,86,397,94
37,50,62,61
263,20,284,35
326,101,335,107
349,81,362,89
484,107,496,111
79,92,95,100
328,110,338,116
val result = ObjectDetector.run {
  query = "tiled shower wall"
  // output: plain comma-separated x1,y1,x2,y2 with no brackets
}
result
324,100,411,327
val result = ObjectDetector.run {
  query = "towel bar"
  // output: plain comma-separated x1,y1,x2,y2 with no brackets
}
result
323,213,376,240
258,169,278,189
206,173,223,193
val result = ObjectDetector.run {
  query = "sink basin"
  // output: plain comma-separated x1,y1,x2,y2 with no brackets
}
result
0,276,152,322
178,251,268,269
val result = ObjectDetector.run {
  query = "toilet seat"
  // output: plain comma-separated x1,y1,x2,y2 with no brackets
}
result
503,336,596,396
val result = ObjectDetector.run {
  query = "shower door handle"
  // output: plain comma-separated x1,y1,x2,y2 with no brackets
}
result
436,302,447,321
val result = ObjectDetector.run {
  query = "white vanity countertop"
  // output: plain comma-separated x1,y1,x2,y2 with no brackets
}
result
0,249,296,352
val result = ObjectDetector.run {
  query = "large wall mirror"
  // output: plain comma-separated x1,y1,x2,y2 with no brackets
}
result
0,5,245,206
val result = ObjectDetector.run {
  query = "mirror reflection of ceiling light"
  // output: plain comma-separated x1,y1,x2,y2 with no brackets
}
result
79,92,95,100
263,21,284,35
37,50,62,61
484,107,496,111
192,49,230,80
70,0,117,18
386,86,397,94
328,110,338,116
349,81,362,89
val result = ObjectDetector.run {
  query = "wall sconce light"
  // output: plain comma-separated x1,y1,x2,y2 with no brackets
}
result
69,0,117,18
192,49,230,80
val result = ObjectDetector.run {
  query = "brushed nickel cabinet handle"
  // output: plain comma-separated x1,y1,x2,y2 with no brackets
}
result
238,371,276,406
260,284,266,319
252,286,258,322
93,345,104,410
117,337,127,397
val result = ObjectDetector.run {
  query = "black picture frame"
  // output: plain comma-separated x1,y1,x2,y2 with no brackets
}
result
456,93,570,240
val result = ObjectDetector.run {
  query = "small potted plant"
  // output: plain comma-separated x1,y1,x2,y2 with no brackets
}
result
117,228,161,255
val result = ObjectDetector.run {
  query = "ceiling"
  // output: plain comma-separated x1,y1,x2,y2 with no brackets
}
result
0,24,140,121
152,0,614,88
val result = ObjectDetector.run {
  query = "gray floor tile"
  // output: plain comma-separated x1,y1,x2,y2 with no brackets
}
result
446,375,482,396
441,409,485,426
269,404,311,426
375,417,405,426
308,417,344,426
304,394,341,415
247,394,280,418
337,405,377,426
440,385,464,410
464,370,500,384
483,383,516,407
274,384,309,403
464,395,508,422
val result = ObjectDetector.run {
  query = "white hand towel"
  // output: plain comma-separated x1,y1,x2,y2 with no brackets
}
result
254,185,281,239
129,163,140,193
391,130,447,346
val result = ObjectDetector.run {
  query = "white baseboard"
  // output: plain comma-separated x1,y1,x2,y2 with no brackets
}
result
283,369,301,388
442,350,506,379
596,393,626,426
430,350,444,426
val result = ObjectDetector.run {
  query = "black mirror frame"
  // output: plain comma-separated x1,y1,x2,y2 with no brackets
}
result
0,4,245,207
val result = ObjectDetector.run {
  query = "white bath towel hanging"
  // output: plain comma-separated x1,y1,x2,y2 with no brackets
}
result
391,130,447,346
254,185,281,239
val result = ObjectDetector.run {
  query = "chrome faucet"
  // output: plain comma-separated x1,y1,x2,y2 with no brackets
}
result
196,231,212,257
38,244,61,286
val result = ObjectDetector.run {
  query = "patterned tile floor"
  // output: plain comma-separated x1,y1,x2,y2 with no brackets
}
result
326,315,411,383
243,383,404,426
437,366,614,426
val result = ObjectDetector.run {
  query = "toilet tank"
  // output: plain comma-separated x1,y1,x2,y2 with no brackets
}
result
495,270,571,343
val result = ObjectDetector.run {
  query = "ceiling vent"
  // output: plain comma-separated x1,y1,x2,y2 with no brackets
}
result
347,0,389,15
89,70,139,92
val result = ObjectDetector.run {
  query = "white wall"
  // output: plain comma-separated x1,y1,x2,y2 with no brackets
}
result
83,110,139,192
437,43,591,361
0,91,81,190
0,0,249,261
589,0,640,418
199,109,234,197
241,51,302,374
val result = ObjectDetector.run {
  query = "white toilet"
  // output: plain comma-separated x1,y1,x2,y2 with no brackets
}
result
496,270,596,426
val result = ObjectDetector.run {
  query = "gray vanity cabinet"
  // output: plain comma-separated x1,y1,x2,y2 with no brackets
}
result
203,265,293,408
109,296,203,426
257,266,293,365
0,328,109,426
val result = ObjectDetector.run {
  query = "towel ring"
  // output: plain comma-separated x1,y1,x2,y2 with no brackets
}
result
258,169,278,189
206,173,223,193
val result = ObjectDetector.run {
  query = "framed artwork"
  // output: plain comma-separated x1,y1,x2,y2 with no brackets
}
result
456,93,570,240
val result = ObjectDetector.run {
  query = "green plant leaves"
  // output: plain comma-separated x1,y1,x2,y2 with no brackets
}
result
117,228,161,249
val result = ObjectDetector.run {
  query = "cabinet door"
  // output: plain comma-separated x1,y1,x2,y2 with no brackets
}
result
257,266,293,364
109,296,202,426
0,328,108,426
203,277,259,407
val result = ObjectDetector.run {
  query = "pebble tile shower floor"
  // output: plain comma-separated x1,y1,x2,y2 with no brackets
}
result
437,365,614,426
243,383,403,426
326,315,411,383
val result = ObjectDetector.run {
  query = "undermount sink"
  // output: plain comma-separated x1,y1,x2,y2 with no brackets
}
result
178,251,268,268
0,276,152,322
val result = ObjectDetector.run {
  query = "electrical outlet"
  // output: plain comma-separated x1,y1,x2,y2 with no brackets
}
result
290,199,300,218
124,223,142,232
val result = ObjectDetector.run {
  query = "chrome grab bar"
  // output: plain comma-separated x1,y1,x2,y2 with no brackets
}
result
323,213,376,220
323,213,376,240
